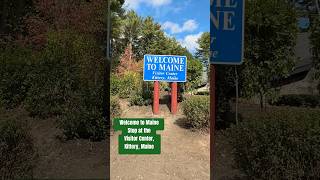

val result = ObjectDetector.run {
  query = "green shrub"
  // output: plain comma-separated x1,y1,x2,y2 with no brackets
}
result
24,30,103,118
129,94,145,106
111,96,121,119
13,30,107,140
0,46,34,108
129,86,152,106
129,93,152,106
195,91,209,96
24,32,78,118
110,72,141,98
58,87,106,141
272,94,320,108
110,74,121,96
25,73,75,118
0,117,36,179
227,108,320,179
182,96,209,129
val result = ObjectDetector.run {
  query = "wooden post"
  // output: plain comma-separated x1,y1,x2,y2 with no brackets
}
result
171,82,178,114
153,81,160,114
210,65,216,180
235,66,239,125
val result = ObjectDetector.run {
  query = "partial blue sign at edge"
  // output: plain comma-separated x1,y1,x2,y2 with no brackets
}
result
210,0,245,65
143,55,187,82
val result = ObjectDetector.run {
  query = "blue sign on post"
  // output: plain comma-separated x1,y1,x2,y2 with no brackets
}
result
210,0,245,65
143,55,187,82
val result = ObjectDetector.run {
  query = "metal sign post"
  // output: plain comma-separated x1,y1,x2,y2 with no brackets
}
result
105,1,111,179
210,0,245,179
104,0,111,119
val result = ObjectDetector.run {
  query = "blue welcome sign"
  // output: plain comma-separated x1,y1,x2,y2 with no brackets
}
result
210,0,245,65
143,55,187,82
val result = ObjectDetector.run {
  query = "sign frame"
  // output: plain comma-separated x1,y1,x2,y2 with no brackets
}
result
210,0,245,65
143,54,188,82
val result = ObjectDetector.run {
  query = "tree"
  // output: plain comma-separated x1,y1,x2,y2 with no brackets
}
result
241,0,298,109
196,32,210,66
116,10,142,59
187,58,203,90
23,0,113,49
0,0,34,45
111,8,202,93
116,44,140,75
115,11,192,61
310,16,320,93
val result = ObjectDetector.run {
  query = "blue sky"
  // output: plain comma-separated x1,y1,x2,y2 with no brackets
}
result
123,0,210,54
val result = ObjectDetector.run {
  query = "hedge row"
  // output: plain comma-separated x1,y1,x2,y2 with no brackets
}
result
227,108,320,179
0,31,107,140
0,115,36,179
58,87,106,140
271,94,320,108
0,47,34,109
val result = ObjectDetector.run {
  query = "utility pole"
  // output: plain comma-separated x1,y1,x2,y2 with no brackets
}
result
316,0,320,16
103,0,111,123
106,0,111,65
104,1,111,179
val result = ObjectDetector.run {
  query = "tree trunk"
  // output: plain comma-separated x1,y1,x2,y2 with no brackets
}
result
259,91,264,111
0,0,8,34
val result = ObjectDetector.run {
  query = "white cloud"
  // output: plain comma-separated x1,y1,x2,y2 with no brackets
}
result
124,0,171,10
162,21,181,34
182,20,198,32
163,32,173,38
124,0,142,10
179,32,203,53
162,19,198,34
148,0,171,7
